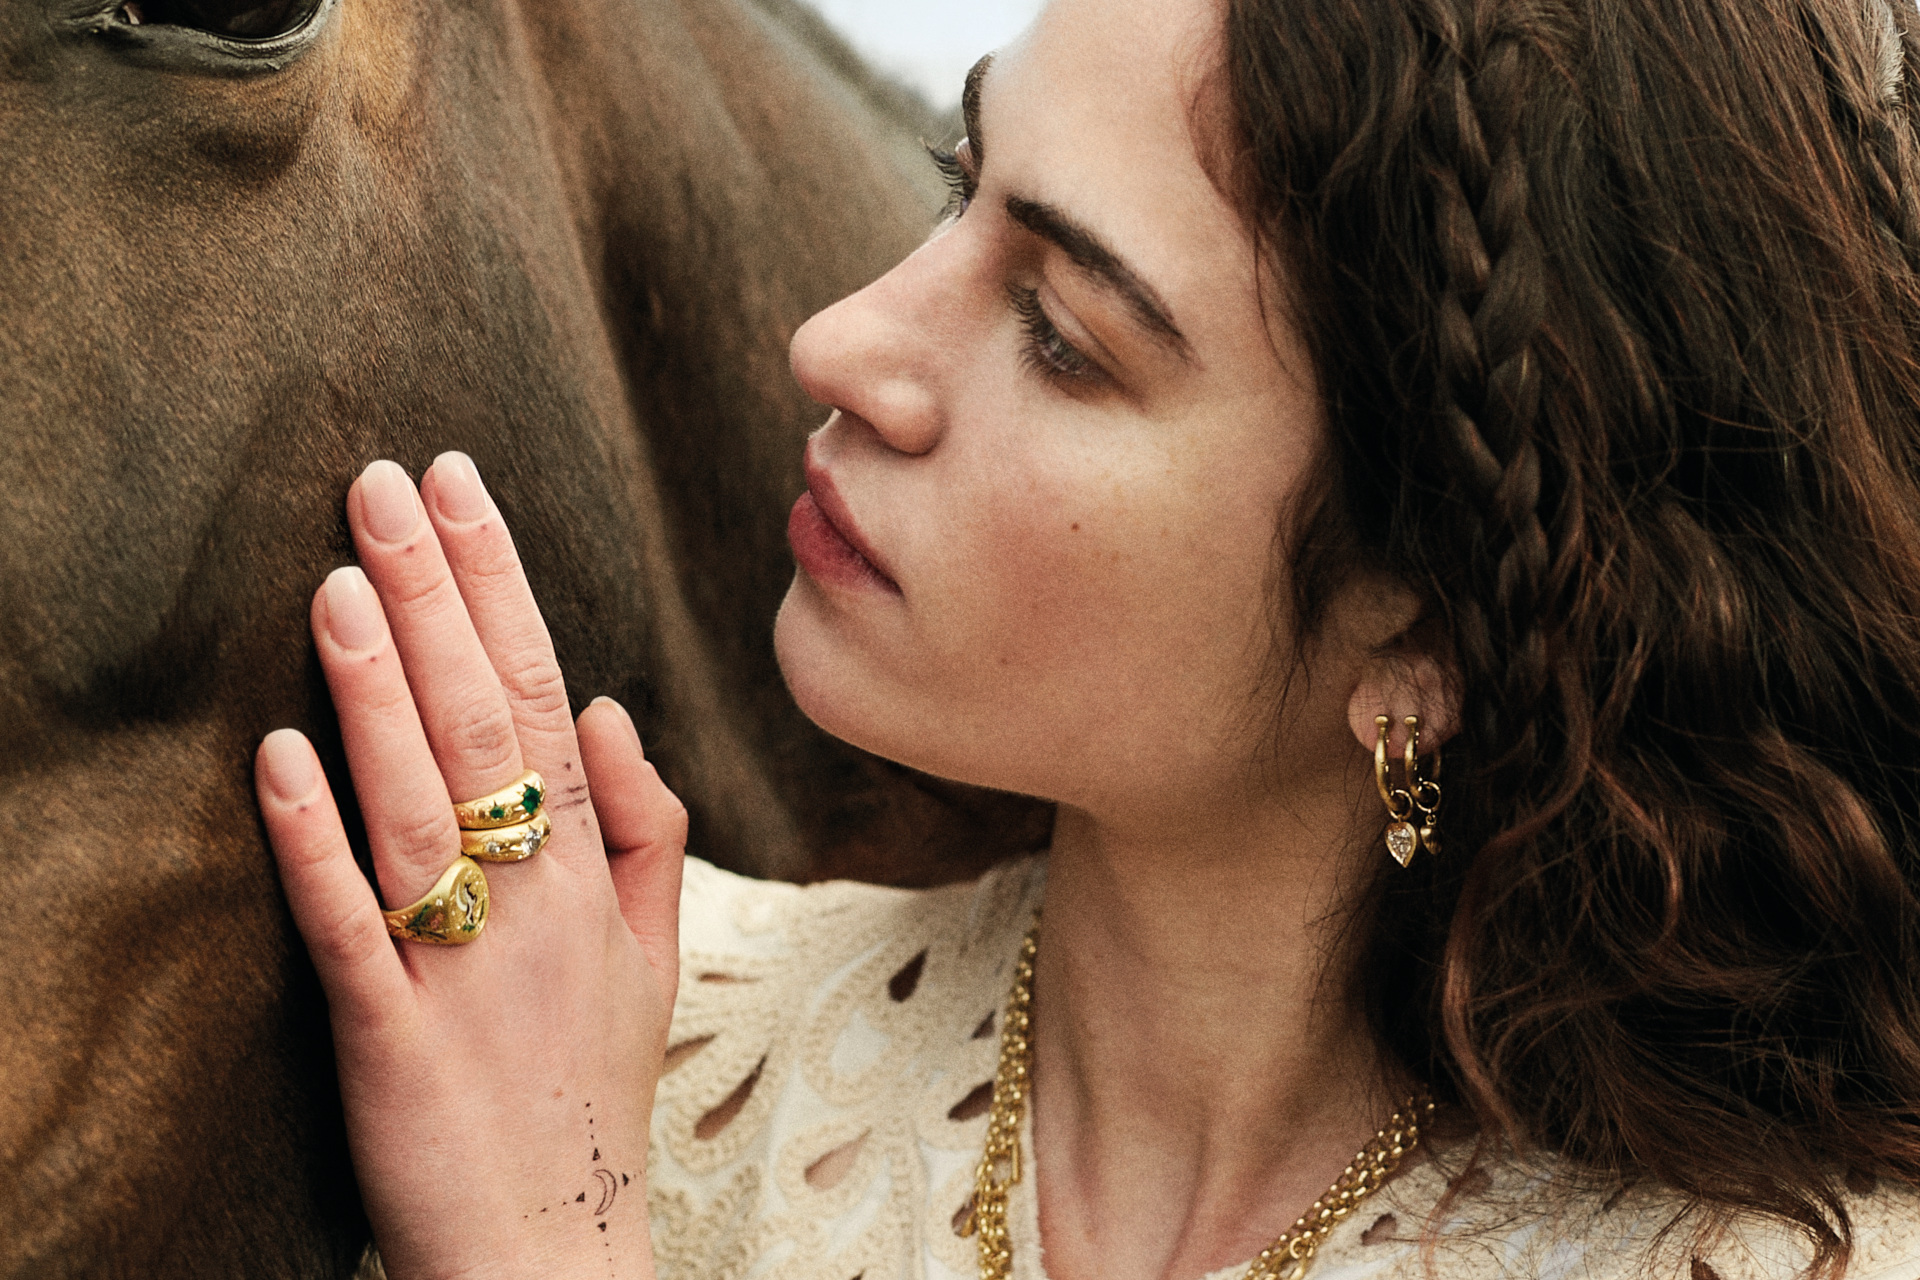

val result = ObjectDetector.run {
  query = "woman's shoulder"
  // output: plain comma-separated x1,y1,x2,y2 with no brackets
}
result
1312,1146,1920,1280
1665,1178,1920,1280
1831,1185,1920,1278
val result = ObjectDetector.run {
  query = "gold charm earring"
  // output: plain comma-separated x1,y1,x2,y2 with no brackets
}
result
1409,716,1442,858
1376,714,1442,867
1375,714,1419,867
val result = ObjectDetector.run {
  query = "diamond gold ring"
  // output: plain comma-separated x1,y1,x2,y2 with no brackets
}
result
452,770,545,830
460,811,552,863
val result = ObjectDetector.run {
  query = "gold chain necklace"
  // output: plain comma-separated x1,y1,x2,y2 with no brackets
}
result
962,924,1434,1280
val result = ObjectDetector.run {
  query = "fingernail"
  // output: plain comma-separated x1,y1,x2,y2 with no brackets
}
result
589,696,643,750
359,460,420,544
259,729,321,802
323,567,385,651
433,451,490,522
611,698,644,751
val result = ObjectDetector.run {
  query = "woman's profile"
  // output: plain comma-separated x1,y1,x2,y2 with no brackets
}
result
253,0,1920,1276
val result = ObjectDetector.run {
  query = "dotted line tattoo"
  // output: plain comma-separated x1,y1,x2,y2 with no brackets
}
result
520,1098,636,1277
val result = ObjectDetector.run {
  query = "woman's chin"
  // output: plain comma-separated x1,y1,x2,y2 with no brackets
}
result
773,581,900,755
776,584,982,788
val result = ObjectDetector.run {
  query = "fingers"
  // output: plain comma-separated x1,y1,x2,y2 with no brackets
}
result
577,698,685,967
349,461,527,809
417,454,581,782
328,456,592,914
313,567,465,906
256,729,408,1028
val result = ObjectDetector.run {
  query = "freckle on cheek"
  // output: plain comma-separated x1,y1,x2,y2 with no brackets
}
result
1070,523,1081,532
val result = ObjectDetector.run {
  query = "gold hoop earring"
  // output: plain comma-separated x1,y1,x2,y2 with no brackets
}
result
1375,714,1443,867
1375,715,1418,867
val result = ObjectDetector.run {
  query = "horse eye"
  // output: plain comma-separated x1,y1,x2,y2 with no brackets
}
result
118,0,319,39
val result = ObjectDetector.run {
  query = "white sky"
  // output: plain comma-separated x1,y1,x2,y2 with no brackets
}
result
804,0,1046,109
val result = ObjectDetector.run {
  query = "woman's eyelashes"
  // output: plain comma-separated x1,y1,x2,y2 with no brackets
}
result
928,141,978,221
923,139,1099,388
1008,284,1100,385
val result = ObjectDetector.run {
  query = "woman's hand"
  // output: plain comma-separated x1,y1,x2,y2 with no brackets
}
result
254,454,684,1280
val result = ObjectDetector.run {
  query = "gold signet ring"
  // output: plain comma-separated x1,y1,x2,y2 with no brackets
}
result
382,856,490,944
460,810,551,863
453,770,545,830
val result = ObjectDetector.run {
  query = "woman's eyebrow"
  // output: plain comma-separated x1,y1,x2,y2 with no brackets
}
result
1004,195,1195,363
963,54,991,165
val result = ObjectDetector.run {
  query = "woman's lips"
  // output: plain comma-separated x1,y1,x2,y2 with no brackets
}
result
788,476,901,595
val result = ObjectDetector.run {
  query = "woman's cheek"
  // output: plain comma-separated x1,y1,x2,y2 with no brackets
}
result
937,475,1209,718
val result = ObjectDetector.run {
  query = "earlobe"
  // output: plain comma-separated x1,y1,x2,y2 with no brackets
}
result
1345,645,1460,758
1330,573,1458,756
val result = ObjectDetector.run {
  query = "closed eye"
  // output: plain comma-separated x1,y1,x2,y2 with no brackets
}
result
1008,285,1101,386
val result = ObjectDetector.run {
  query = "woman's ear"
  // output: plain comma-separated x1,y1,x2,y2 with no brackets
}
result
1344,615,1460,759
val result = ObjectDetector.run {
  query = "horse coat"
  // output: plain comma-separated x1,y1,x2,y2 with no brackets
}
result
0,0,1051,1274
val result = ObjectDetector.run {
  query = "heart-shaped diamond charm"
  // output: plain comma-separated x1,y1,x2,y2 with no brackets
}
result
1385,820,1419,867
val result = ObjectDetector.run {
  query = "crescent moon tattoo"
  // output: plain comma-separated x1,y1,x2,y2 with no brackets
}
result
592,1167,618,1215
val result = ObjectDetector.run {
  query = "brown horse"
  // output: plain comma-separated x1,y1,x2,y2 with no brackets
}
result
0,0,1049,1274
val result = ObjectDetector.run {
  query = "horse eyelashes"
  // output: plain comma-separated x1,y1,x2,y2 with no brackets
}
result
121,0,319,38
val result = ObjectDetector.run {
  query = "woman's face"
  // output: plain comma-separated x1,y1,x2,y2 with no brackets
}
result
775,0,1339,827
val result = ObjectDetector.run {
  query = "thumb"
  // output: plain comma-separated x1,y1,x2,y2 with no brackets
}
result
577,697,686,977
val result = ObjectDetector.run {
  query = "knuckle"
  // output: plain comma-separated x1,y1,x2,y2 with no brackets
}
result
643,767,691,844
285,826,341,870
461,548,526,592
657,794,690,832
438,701,520,768
444,540,530,612
381,564,461,617
503,662,570,722
661,806,690,846
339,678,417,727
381,806,460,865
328,902,391,971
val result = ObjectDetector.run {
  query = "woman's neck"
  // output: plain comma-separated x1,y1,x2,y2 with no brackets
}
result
1029,795,1405,1280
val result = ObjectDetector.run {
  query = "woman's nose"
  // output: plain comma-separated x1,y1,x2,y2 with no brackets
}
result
789,241,954,457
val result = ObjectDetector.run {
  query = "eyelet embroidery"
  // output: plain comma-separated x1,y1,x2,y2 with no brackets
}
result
645,858,1920,1280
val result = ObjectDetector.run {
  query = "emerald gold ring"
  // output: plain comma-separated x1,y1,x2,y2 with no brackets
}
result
453,769,545,830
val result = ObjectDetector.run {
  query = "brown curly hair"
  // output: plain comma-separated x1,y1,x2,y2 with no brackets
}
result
1226,0,1920,1266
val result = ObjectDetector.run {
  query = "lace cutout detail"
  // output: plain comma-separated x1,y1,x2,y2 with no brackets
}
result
649,858,1035,1280
647,857,1920,1280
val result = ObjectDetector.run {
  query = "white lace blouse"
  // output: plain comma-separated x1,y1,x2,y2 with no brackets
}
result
646,857,1920,1280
